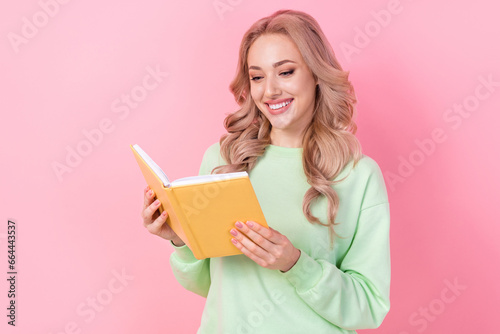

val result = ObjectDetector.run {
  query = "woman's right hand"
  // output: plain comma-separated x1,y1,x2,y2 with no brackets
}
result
142,186,185,246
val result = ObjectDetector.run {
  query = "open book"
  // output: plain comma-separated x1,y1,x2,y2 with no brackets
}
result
130,144,268,259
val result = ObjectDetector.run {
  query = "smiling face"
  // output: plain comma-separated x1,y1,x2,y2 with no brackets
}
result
247,33,317,147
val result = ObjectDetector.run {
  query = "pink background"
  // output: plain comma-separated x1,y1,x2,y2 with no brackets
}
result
1,0,499,333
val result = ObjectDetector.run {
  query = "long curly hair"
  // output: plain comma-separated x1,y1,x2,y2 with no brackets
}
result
212,9,362,245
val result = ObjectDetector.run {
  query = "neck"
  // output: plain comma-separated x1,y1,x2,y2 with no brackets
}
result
270,129,304,148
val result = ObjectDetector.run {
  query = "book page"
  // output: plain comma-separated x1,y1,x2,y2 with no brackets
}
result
171,172,248,187
132,144,170,187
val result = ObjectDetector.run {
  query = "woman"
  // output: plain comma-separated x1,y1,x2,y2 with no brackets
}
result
142,9,390,333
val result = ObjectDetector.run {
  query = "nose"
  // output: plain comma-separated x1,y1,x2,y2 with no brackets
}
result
264,75,281,98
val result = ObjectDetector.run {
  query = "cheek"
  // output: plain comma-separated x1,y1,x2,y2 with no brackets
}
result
281,80,299,94
250,85,265,104
282,77,311,98
295,76,317,103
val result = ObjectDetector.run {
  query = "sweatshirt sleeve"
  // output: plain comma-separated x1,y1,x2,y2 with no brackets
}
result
280,158,391,330
168,142,222,298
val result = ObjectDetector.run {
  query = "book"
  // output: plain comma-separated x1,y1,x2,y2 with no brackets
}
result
130,144,268,260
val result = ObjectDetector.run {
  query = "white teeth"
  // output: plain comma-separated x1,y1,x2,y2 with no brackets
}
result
269,100,291,110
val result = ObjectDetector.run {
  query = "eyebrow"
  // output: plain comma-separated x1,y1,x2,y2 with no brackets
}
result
248,59,297,71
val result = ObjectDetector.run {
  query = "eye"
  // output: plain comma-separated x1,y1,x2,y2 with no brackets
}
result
250,76,263,81
280,69,294,76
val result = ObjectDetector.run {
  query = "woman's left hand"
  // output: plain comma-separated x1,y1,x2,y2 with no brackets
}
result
230,221,301,272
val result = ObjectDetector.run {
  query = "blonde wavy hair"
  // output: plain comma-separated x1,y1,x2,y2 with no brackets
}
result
213,9,362,244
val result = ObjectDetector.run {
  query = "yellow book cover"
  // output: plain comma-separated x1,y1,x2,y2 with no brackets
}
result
130,144,268,260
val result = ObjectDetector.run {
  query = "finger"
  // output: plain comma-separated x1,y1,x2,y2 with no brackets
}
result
142,186,156,210
242,221,284,245
142,199,162,225
146,210,169,234
232,238,270,268
233,221,275,251
230,227,271,261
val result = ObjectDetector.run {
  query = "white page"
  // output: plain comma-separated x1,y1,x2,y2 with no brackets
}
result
171,172,248,187
133,144,247,188
132,144,170,187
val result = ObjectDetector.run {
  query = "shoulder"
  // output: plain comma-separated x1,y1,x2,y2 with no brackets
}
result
203,141,221,155
337,154,384,181
352,154,384,177
346,154,389,208
201,141,222,164
198,141,224,175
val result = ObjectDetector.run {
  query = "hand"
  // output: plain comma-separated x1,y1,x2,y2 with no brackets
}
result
141,186,185,246
230,221,301,272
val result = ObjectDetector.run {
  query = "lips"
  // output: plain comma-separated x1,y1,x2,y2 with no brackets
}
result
265,98,293,115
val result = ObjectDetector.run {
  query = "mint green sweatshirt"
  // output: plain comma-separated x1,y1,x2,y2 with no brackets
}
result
169,142,391,333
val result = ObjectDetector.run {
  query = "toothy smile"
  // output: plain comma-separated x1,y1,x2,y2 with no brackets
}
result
268,100,292,110
265,98,294,115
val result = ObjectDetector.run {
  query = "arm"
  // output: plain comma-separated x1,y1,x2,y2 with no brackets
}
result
231,157,391,329
168,142,223,297
281,202,391,329
169,242,211,297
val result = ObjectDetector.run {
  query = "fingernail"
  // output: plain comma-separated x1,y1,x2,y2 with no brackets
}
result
235,221,243,228
230,229,238,236
246,221,254,228
161,211,167,216
148,190,153,196
231,238,238,245
154,199,160,205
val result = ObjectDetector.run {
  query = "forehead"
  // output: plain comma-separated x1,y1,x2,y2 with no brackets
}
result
247,34,303,67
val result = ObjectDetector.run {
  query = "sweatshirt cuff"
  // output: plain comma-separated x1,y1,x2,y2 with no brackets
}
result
170,241,198,263
281,249,323,292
